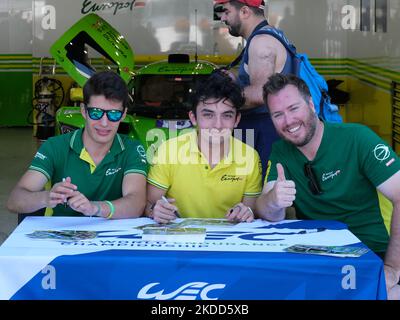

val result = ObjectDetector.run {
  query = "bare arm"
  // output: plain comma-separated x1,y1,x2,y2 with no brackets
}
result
99,173,147,219
145,183,167,217
255,181,286,221
69,173,147,219
225,196,257,223
7,170,75,213
377,171,400,292
255,163,296,222
242,196,257,210
145,183,178,224
242,35,278,110
68,173,146,219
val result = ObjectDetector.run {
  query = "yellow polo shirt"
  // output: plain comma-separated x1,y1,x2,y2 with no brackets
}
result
148,131,262,218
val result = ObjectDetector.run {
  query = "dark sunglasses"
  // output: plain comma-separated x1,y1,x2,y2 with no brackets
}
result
304,162,323,195
85,106,124,122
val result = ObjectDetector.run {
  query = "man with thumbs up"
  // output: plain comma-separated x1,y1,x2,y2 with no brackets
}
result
256,73,400,299
255,163,296,222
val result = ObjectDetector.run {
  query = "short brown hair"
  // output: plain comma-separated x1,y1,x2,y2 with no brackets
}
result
263,73,311,106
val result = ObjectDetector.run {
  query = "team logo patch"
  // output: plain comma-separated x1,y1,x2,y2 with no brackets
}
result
105,167,122,176
221,175,243,182
322,170,341,182
34,152,47,160
137,145,146,159
373,144,390,162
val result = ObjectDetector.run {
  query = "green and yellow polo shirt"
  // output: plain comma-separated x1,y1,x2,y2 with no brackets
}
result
30,128,148,216
148,131,262,218
265,122,400,253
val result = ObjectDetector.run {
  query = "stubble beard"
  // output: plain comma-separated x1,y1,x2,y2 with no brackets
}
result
281,109,318,147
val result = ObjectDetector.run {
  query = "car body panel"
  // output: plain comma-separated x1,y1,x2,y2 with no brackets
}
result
50,13,134,87
52,14,216,149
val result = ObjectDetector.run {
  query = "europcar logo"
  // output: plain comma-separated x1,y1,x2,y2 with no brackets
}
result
137,282,226,300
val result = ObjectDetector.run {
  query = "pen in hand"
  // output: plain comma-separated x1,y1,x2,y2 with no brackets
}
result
161,196,181,218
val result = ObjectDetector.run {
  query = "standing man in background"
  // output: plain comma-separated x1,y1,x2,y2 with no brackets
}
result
216,0,292,180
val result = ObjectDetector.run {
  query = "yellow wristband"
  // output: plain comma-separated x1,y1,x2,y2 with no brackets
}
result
105,200,115,219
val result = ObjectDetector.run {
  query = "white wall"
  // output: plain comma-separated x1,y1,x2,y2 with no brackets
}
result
346,0,400,70
1,0,399,72
268,0,348,58
0,0,32,54
268,0,400,71
31,0,241,57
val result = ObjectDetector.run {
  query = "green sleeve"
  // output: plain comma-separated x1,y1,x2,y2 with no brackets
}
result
243,150,262,197
357,126,400,186
28,139,55,181
147,141,170,190
124,140,149,177
264,144,279,185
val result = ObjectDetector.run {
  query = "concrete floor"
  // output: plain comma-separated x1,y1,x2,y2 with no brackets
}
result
0,127,39,244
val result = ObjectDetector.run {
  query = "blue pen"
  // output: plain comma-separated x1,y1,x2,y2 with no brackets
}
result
161,196,181,218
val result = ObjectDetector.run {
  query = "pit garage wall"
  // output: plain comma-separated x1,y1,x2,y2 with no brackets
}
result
343,0,400,146
0,0,32,126
31,0,241,58
268,0,400,146
1,0,400,148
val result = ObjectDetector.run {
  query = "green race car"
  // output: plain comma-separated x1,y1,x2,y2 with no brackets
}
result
51,13,216,152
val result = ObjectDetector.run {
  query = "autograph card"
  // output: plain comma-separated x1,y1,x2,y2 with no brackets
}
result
27,230,98,241
285,244,370,257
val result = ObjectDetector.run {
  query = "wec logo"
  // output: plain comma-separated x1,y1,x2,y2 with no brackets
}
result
137,282,226,300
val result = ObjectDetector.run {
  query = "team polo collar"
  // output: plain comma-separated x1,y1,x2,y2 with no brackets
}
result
69,128,126,157
187,131,236,165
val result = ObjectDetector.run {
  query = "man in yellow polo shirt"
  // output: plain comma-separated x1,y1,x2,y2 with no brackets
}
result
146,71,262,223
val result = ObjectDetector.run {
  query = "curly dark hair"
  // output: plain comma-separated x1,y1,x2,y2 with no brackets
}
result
83,71,129,109
191,70,245,114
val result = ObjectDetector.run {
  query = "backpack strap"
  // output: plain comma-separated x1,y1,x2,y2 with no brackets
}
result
225,20,269,70
260,28,329,91
254,26,298,57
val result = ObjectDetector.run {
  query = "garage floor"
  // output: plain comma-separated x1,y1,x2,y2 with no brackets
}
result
0,127,38,244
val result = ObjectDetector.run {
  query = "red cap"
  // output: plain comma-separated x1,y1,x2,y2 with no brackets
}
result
215,0,265,9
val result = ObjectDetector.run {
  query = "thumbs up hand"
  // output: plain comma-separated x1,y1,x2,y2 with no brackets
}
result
270,163,296,210
277,163,286,182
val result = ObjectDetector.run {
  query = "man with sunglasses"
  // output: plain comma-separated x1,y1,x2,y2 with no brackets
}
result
7,71,148,219
256,73,400,299
145,71,262,223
